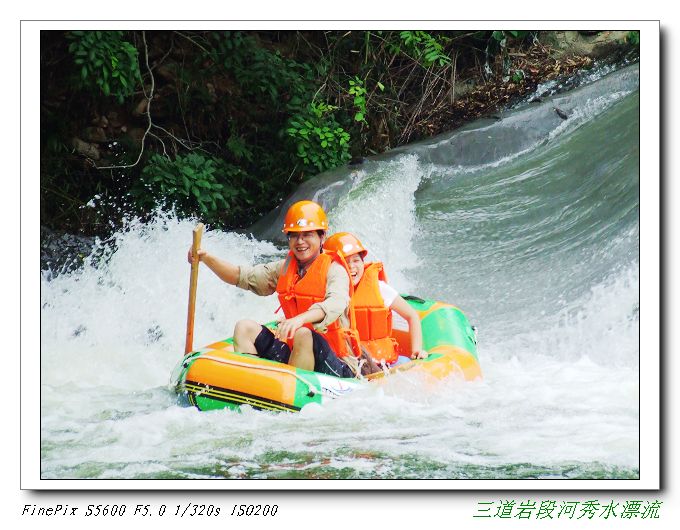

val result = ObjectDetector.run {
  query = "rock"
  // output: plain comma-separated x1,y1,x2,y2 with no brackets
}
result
206,82,218,103
554,107,569,120
72,137,101,160
83,126,108,143
156,63,178,83
122,127,147,147
40,226,97,274
133,98,149,117
451,79,477,100
541,30,631,60
106,111,123,128
90,115,108,127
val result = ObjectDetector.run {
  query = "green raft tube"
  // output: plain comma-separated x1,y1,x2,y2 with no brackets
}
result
172,296,480,412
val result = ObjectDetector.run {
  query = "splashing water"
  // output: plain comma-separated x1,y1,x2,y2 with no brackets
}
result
40,65,640,480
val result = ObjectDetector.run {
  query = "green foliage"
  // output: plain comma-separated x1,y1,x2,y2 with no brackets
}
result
66,31,141,103
200,31,324,182
491,30,530,48
225,126,254,163
626,31,640,46
130,153,250,222
286,102,351,174
207,31,315,107
44,29,618,237
348,76,368,124
487,31,534,80
399,31,451,67
511,69,525,83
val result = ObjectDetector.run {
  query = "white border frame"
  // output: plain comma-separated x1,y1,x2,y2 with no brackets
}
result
22,20,659,491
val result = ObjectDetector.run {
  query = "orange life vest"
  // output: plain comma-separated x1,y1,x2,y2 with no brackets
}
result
352,262,399,364
275,251,360,359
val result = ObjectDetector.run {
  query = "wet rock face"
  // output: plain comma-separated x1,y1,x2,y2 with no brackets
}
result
40,226,96,275
543,30,632,59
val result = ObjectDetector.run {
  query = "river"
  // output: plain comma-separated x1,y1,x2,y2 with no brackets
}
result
40,63,640,481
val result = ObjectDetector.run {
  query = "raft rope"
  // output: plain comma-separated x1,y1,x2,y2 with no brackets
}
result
188,355,319,396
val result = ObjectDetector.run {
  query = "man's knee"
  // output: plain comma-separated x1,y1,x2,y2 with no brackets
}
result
234,319,261,339
293,327,312,338
293,326,312,344
289,328,315,371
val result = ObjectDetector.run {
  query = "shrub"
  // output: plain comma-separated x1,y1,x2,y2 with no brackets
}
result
399,31,452,67
626,31,640,46
130,152,250,224
286,102,351,175
66,30,142,103
348,76,368,124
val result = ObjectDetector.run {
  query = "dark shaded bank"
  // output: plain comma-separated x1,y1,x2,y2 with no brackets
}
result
40,29,639,257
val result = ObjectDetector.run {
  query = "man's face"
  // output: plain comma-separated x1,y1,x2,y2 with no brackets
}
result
288,230,322,265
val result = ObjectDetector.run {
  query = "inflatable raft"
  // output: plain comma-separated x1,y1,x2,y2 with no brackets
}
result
172,296,480,412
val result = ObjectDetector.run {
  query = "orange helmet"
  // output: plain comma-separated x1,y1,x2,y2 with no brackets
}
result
324,232,368,259
282,200,329,233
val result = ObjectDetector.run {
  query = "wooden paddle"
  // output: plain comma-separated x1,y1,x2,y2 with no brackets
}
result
185,223,204,354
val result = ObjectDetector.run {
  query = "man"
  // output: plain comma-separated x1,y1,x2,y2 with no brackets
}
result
188,200,358,377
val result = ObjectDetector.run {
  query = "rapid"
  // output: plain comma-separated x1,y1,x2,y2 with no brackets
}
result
40,63,640,480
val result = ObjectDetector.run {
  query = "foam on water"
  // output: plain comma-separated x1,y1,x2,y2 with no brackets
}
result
329,155,425,291
40,212,282,391
40,68,640,480
548,89,634,142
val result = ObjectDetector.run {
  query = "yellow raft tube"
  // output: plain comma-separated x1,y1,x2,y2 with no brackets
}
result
172,296,480,412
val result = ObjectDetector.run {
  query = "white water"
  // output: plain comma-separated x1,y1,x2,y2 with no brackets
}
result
40,73,640,480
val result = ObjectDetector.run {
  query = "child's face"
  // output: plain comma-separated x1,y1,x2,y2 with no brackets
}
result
347,254,364,286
